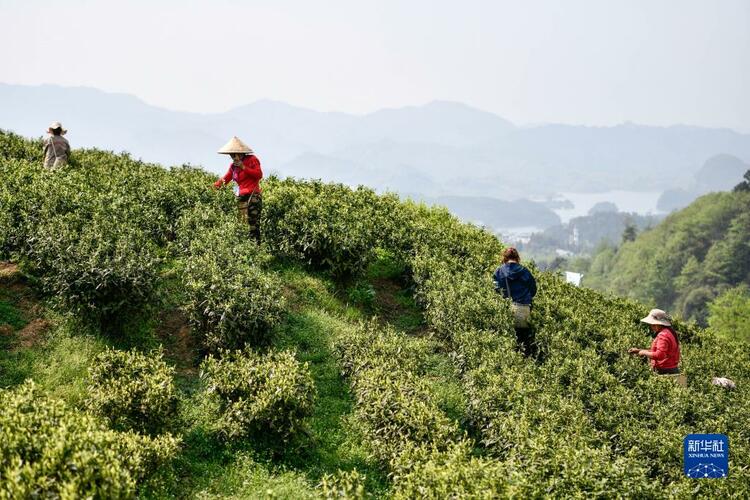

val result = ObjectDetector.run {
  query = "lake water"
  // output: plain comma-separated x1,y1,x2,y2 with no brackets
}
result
550,190,665,224
495,190,667,237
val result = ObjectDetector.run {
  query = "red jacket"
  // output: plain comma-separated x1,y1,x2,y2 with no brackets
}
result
650,328,680,371
214,155,263,195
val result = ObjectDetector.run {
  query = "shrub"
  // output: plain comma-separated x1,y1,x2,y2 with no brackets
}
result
412,254,513,339
27,213,162,328
0,129,43,162
0,380,179,499
0,157,44,257
334,321,434,378
178,210,284,352
262,178,387,280
334,323,461,465
199,349,315,441
351,366,460,464
385,200,503,277
319,469,368,500
87,348,178,436
708,285,750,344
391,441,507,499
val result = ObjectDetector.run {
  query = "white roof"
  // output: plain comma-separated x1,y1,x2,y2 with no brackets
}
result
565,271,583,287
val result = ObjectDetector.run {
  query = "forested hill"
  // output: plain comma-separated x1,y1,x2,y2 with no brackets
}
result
583,187,750,324
1,130,749,498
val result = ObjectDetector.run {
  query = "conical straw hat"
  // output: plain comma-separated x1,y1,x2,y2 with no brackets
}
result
217,136,254,155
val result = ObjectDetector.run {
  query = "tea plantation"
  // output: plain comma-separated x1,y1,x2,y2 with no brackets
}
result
0,130,748,498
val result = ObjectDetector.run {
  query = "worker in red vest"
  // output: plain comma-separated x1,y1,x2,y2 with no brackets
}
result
628,309,681,375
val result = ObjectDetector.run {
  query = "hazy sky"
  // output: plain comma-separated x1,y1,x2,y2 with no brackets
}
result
2,0,749,131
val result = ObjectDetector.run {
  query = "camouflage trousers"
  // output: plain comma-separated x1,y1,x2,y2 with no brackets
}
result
237,192,262,244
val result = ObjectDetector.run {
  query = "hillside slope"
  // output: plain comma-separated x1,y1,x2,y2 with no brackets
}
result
1,130,748,498
584,189,750,323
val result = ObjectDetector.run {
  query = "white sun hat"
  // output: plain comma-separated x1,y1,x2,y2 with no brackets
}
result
640,308,672,326
711,377,736,390
47,121,67,134
217,136,254,155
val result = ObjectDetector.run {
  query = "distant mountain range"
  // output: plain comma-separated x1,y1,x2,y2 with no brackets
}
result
3,83,750,228
657,154,750,212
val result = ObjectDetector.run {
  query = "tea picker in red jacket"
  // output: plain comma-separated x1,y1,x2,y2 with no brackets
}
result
213,137,263,244
629,308,684,385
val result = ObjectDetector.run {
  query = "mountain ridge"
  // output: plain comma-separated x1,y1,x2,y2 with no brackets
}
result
3,83,750,201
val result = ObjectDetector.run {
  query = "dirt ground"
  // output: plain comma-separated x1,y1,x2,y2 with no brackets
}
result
155,309,199,375
0,261,50,350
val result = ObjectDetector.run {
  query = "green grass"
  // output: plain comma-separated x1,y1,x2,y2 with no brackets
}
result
0,291,35,388
272,309,388,494
0,299,26,330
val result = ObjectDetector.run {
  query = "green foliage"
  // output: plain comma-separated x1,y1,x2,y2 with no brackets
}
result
411,253,513,339
708,285,750,343
319,469,368,499
176,208,285,352
262,178,388,280
0,129,43,163
0,157,43,257
28,214,162,327
391,442,507,499
0,300,25,330
0,380,179,499
406,210,750,495
3,130,750,496
621,222,637,243
333,322,462,469
87,348,179,435
345,281,376,308
734,169,750,192
586,191,750,323
199,349,316,441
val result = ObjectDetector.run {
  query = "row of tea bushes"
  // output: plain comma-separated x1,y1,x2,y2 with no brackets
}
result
408,225,750,495
332,322,514,497
174,205,286,352
333,322,461,465
1,132,285,349
262,178,391,280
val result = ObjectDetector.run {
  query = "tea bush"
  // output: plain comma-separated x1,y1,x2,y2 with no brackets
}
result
0,380,179,499
26,213,162,327
0,157,43,257
177,208,284,351
3,130,750,495
87,348,178,436
387,200,502,275
0,129,43,162
319,469,368,500
333,323,462,466
199,349,315,441
390,441,508,499
411,237,750,496
262,178,388,280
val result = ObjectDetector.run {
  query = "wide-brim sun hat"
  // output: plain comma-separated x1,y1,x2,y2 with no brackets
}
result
218,136,254,155
640,308,672,326
47,121,67,134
